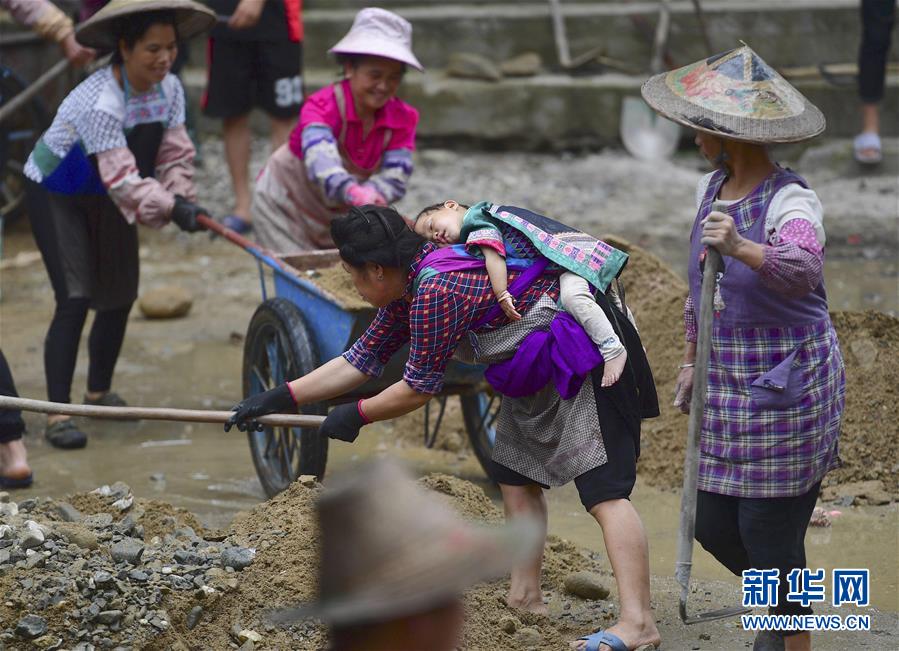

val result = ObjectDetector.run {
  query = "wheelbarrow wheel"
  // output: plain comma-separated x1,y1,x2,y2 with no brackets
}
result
460,389,501,481
243,297,328,497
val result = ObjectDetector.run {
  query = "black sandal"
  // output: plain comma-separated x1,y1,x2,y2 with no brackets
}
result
45,419,88,449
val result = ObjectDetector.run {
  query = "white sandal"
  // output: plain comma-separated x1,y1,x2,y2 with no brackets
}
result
853,131,882,165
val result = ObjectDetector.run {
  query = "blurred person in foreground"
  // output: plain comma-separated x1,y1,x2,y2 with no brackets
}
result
644,45,845,651
201,0,304,234
252,7,420,251
854,0,895,164
1,0,95,66
269,457,541,651
22,0,215,450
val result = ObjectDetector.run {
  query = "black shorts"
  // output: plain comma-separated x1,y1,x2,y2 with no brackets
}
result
489,372,639,512
202,37,303,119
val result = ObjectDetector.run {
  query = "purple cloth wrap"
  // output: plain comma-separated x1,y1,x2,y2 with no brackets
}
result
484,312,604,399
416,246,604,399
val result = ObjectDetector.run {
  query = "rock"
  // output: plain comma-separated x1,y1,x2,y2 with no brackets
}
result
238,642,255,651
139,286,193,319
25,552,46,569
829,480,892,506
93,570,113,586
514,627,542,647
97,610,122,625
221,546,255,570
499,615,520,634
186,605,203,630
15,614,48,639
0,549,10,565
564,571,611,600
298,475,318,488
19,522,45,550
33,634,62,650
18,497,38,512
0,491,8,503
55,524,99,550
0,502,19,517
128,569,149,582
238,629,263,643
53,502,82,522
699,632,711,640
0,524,13,539
110,538,145,564
446,52,502,81
849,338,878,369
500,52,543,77
82,513,114,529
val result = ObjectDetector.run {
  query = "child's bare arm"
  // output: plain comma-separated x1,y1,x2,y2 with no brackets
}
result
481,246,508,296
481,246,521,320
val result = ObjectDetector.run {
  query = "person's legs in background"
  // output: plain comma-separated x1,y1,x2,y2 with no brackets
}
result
855,0,895,164
498,482,548,614
0,350,32,488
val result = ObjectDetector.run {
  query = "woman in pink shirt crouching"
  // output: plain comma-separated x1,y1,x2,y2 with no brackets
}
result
252,8,421,251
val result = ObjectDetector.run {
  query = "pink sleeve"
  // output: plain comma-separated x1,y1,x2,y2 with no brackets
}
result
155,125,196,202
3,0,73,42
683,295,697,343
757,218,824,297
289,87,341,158
97,148,175,229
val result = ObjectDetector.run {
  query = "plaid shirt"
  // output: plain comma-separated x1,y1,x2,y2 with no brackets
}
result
343,243,560,394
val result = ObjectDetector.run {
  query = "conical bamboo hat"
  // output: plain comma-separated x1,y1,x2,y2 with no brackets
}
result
76,0,216,49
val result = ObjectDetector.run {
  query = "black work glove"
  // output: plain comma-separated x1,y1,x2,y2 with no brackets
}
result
170,195,208,233
224,384,296,432
320,402,367,442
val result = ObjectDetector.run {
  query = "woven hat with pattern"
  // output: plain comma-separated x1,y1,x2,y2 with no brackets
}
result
641,45,825,143
76,0,216,49
268,458,542,626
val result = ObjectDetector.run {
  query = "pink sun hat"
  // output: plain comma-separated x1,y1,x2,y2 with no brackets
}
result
329,8,423,71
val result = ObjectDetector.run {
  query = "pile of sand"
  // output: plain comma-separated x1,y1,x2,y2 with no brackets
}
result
607,237,899,499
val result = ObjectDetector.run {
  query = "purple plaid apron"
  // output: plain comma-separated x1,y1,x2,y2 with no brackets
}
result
689,168,844,498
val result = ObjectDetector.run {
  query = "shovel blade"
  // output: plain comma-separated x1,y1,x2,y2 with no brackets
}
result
680,599,752,625
620,96,681,161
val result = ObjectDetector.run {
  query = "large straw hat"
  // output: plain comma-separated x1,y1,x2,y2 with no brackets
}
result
269,458,541,626
641,45,825,143
76,0,216,49
329,7,423,71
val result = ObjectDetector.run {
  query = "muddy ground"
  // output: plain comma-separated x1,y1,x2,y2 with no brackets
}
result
0,138,897,649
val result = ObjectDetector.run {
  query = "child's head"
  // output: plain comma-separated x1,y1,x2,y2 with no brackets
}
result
413,200,469,245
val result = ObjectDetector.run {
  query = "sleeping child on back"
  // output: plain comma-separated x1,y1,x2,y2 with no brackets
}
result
413,200,632,387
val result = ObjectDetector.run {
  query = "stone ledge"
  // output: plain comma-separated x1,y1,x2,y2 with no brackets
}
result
182,67,899,149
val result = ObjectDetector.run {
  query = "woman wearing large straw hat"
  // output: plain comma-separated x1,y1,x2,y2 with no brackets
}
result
22,0,215,449
644,45,844,651
270,458,541,650
251,7,422,252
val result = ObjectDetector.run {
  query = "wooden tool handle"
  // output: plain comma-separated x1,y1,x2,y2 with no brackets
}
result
0,396,325,428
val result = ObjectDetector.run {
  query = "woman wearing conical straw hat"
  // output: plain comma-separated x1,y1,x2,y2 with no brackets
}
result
643,45,845,651
22,0,216,449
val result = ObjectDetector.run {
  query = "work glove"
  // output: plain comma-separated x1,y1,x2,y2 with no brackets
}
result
320,401,368,442
224,384,296,432
672,366,694,415
170,195,208,233
344,183,387,207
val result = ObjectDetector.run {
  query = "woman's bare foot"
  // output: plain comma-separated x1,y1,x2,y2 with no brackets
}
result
569,618,661,650
0,439,32,482
506,590,549,615
601,350,628,387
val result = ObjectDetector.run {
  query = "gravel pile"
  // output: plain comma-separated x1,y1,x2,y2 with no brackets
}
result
0,485,258,650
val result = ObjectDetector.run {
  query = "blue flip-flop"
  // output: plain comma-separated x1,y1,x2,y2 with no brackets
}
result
578,631,628,651
0,473,33,489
